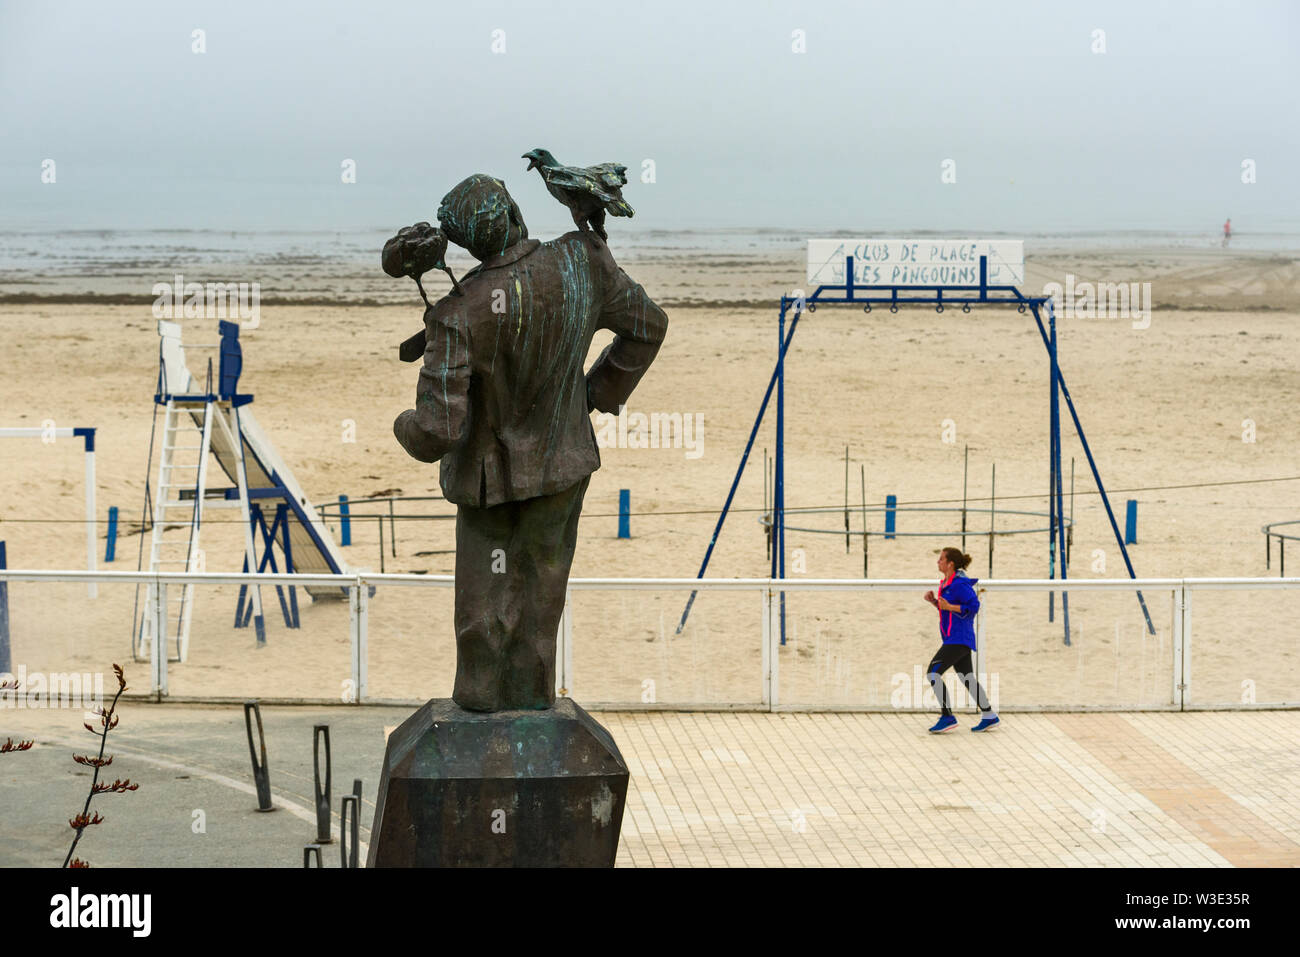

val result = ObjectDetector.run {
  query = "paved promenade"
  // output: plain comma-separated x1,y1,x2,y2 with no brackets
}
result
2,704,1296,867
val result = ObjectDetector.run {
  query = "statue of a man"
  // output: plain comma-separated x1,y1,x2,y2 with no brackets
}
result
392,173,668,711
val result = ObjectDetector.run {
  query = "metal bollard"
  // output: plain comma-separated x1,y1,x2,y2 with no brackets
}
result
243,701,274,812
313,725,333,843
340,794,360,868
303,844,323,867
105,506,118,562
352,778,362,800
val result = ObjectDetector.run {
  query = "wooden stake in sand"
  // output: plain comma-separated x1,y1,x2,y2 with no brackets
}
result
844,446,850,553
763,448,771,561
961,444,969,552
1069,456,1076,567
988,462,997,577
860,465,868,579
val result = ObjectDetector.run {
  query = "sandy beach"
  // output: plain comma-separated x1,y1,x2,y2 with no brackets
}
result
1,244,1297,708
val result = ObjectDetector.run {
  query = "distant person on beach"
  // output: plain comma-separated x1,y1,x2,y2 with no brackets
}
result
923,547,999,733
1223,218,1232,247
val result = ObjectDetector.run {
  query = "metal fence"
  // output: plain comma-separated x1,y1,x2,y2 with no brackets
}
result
0,570,1295,711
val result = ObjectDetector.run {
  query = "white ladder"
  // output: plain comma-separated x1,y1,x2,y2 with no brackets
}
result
135,398,264,662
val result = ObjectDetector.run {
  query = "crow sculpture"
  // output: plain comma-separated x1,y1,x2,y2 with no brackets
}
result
522,148,634,242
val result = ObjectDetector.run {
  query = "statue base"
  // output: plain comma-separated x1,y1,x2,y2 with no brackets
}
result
366,697,629,867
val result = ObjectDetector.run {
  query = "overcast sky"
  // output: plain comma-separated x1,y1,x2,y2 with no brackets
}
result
1,0,1296,234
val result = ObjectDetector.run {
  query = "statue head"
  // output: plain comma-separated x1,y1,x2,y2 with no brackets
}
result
437,174,529,262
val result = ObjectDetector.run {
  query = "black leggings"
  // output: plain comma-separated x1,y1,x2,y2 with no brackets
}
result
927,644,991,716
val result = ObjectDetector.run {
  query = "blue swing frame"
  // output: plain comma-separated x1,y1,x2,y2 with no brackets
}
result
677,254,1155,646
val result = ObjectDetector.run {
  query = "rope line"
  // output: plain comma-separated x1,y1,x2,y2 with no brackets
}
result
2,473,1298,527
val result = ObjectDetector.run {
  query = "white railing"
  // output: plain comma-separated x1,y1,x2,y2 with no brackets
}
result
1,570,1297,710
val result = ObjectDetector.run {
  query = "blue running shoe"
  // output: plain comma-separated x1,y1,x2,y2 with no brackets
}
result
971,716,1000,733
928,715,958,733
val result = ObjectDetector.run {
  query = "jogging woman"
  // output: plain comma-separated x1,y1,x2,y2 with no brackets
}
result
923,547,999,733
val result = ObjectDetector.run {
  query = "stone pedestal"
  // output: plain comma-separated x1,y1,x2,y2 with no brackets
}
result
366,697,629,867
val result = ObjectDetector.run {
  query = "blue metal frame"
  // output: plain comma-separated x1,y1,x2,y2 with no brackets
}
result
149,320,350,639
1027,301,1154,635
677,254,1154,642
154,321,253,407
236,502,300,633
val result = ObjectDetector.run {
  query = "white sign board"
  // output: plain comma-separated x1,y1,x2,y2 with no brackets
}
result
807,239,1024,287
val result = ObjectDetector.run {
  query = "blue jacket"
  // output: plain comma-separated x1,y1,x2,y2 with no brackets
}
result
937,570,981,648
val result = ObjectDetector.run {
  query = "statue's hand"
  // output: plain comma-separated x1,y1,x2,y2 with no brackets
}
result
393,408,440,463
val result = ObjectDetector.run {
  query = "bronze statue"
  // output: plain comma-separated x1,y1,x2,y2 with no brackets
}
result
389,172,667,712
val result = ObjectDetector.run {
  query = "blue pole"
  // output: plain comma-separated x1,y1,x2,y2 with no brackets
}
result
618,489,630,539
1047,302,1057,625
1031,304,1154,634
1047,303,1070,645
0,541,9,674
1047,302,1057,624
776,297,787,645
1045,348,1055,621
1125,499,1138,545
104,506,118,562
280,501,299,627
676,303,804,634
884,495,897,539
338,495,351,547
